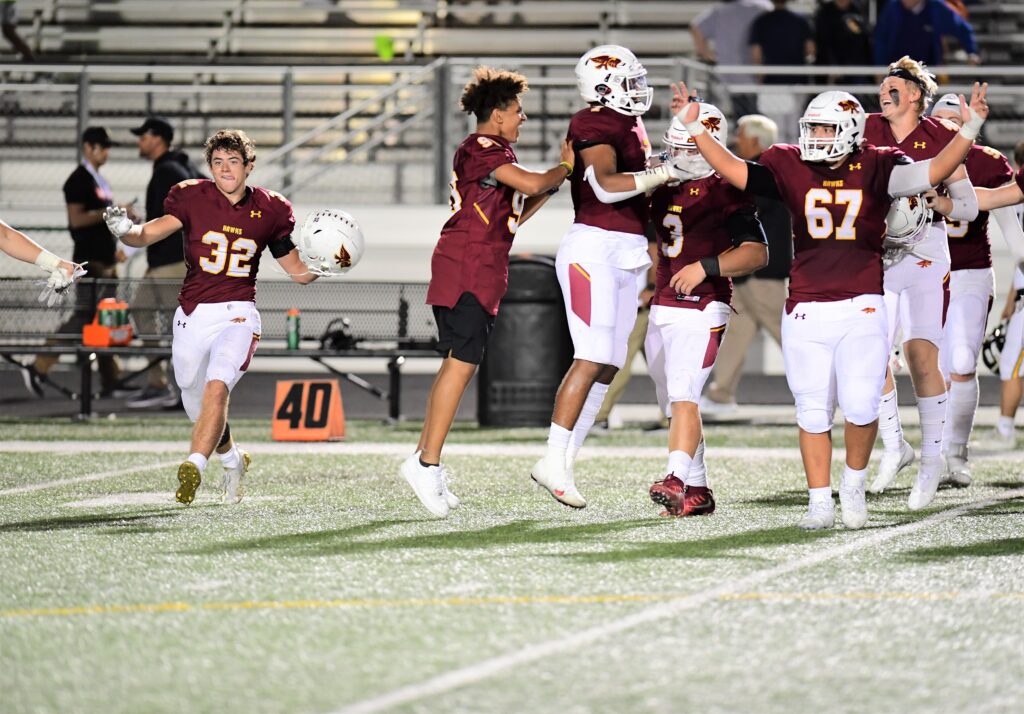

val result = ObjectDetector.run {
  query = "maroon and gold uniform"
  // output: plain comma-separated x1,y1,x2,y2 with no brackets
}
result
567,105,651,235
427,133,520,316
944,145,1013,270
649,174,756,309
757,143,908,310
165,179,295,315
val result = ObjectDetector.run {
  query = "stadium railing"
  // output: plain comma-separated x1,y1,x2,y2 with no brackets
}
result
0,276,440,421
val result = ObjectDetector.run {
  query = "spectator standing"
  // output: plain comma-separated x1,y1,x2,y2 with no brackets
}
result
127,116,203,409
815,0,873,83
1,0,33,61
873,0,979,66
702,114,792,415
750,1,815,85
26,127,127,397
690,0,773,117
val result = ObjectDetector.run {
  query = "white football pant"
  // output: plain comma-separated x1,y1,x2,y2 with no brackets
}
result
782,295,889,433
884,252,950,348
172,301,261,422
940,267,994,378
645,302,731,417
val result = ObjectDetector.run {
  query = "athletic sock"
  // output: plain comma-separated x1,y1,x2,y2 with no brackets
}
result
690,440,707,485
943,378,979,451
997,415,1015,438
808,486,833,509
917,392,948,460
841,465,867,491
878,388,903,452
546,423,572,462
187,452,208,472
667,449,693,483
220,445,240,469
570,382,609,452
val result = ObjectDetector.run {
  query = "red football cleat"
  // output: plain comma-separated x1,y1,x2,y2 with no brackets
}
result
649,474,685,516
680,485,716,517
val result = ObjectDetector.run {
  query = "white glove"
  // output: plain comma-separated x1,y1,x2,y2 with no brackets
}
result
103,206,133,239
38,263,87,307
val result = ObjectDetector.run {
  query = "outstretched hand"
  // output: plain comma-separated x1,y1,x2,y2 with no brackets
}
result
38,262,87,307
960,81,989,124
103,206,133,239
558,138,574,172
670,82,700,123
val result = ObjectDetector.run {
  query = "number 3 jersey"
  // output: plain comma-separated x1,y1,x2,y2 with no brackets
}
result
756,143,908,310
649,174,756,309
944,144,1013,270
427,133,520,316
164,179,296,315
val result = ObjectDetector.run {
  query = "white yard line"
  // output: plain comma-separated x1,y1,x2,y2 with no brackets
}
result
0,461,180,497
330,487,1024,714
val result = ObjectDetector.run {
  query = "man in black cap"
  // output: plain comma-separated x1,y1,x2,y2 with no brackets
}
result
26,126,130,397
126,115,203,409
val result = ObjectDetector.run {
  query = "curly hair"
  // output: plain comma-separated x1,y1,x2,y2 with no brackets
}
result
459,66,528,122
888,56,938,116
204,129,257,165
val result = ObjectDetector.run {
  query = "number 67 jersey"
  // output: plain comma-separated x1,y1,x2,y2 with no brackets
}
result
164,179,297,315
757,143,909,311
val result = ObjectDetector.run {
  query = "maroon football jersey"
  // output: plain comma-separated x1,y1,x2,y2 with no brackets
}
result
944,145,1013,270
165,179,296,315
650,174,755,310
567,105,652,235
426,133,519,316
758,144,906,309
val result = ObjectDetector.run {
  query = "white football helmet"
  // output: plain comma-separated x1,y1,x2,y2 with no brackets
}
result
575,45,653,116
885,194,932,247
297,208,364,276
663,103,727,181
798,91,866,163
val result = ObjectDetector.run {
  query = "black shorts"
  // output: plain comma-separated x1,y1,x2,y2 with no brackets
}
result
432,292,495,365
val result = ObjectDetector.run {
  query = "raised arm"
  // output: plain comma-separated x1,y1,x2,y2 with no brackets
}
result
926,83,989,187
670,81,750,190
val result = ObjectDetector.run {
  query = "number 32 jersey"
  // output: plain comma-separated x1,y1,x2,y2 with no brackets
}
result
758,144,908,309
164,179,296,315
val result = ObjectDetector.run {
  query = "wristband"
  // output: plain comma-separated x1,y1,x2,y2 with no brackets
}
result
683,118,706,138
558,161,573,177
34,250,61,272
632,164,673,193
699,256,720,277
645,282,656,292
959,106,984,141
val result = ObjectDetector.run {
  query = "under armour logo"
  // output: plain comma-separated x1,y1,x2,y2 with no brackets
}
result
250,210,262,219
848,163,862,171
689,187,700,196
794,313,806,320
913,141,927,149
176,320,186,328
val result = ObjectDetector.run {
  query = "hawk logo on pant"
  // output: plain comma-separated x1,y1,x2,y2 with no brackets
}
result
916,260,933,269
861,307,876,314
231,317,247,324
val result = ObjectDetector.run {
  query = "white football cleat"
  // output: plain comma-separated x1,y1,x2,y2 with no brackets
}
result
993,427,1016,449
838,481,868,529
941,443,972,488
439,463,460,509
531,455,586,508
222,448,251,504
698,394,737,418
868,441,916,494
908,454,944,510
400,453,449,518
798,501,836,531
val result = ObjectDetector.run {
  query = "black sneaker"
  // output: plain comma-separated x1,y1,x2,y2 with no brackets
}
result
21,367,43,398
126,386,177,409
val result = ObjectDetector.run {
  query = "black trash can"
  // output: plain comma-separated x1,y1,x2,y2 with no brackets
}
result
478,255,573,426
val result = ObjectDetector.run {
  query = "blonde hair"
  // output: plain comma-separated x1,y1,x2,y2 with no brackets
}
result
888,56,938,116
737,114,778,149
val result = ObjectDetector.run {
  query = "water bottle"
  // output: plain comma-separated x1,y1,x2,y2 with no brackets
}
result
286,308,301,350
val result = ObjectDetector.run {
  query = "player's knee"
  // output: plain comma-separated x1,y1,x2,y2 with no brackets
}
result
844,402,879,427
951,344,978,375
667,373,701,405
796,405,833,433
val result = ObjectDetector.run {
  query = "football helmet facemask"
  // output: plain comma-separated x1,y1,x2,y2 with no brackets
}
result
662,103,727,181
798,91,866,163
575,45,653,116
885,194,932,247
297,208,364,277
981,320,1007,374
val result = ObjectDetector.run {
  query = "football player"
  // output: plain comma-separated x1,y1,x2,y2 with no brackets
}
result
646,106,768,517
0,219,82,305
672,79,987,528
532,45,684,508
862,57,982,507
401,67,575,518
925,93,1024,485
104,129,317,506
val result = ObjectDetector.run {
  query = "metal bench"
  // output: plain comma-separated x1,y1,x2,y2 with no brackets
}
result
0,276,440,420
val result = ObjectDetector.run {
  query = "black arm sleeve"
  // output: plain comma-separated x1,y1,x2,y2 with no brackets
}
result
744,161,783,200
268,235,296,259
725,205,768,249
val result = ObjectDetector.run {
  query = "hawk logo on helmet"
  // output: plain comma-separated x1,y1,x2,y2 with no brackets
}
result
334,246,352,269
838,100,860,113
908,196,919,210
589,55,622,70
701,116,722,133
